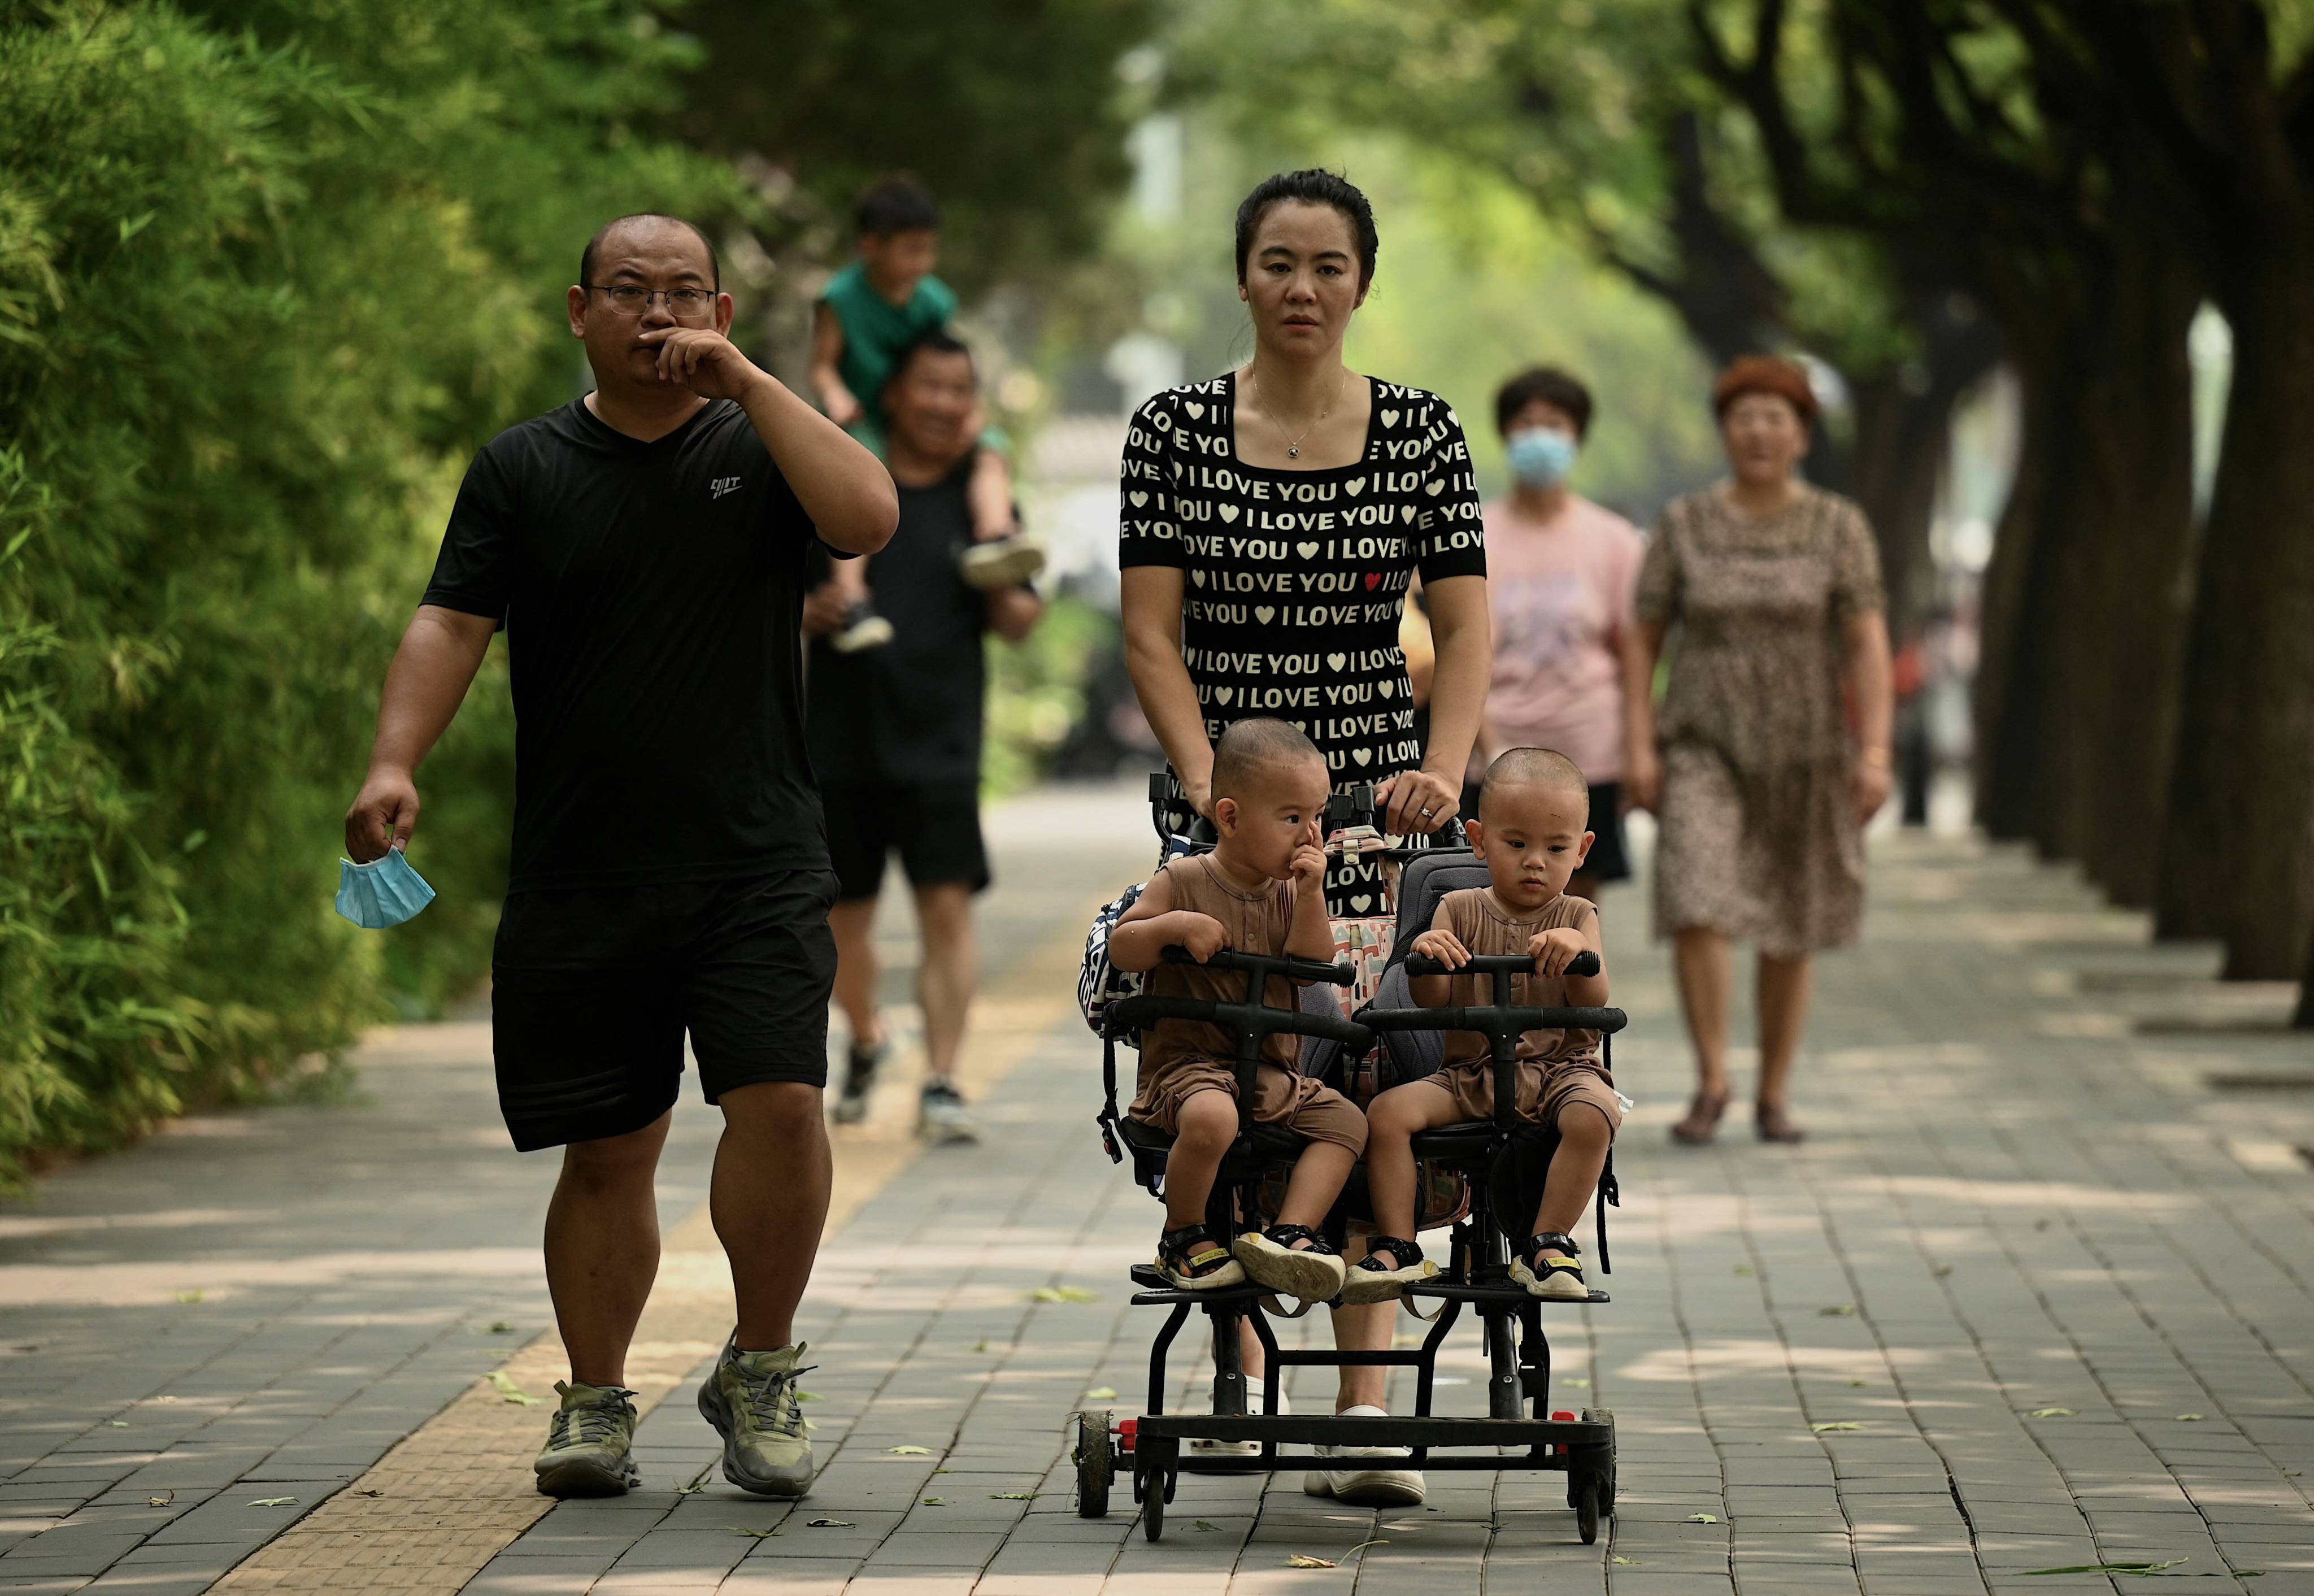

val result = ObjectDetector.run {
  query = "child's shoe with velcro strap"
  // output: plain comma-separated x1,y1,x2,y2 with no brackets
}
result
1338,1234,1437,1305
1233,1224,1346,1303
1510,1231,1589,1301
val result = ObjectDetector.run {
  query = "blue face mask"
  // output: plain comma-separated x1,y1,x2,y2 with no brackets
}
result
1505,426,1578,488
336,846,437,929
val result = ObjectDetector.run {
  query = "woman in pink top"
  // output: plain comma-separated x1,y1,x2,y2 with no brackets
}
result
1465,368,1645,901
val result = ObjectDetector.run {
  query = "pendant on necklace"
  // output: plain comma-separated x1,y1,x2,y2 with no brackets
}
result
1287,445,1300,459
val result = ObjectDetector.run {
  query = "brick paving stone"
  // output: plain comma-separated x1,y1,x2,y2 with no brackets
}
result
14,799,2314,1593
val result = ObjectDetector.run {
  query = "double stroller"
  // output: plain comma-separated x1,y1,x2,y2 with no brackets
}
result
1077,781,1628,1542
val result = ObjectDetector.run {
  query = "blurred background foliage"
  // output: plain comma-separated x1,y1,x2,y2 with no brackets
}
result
7,0,2314,1177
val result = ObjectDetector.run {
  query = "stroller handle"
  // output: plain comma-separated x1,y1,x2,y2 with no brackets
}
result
1404,950,1601,980
1162,944,1356,986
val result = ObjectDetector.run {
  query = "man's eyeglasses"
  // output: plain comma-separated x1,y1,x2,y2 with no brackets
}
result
585,284,717,317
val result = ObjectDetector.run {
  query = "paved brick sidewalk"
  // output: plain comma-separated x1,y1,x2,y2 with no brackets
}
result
0,786,1150,1594
6,795,2311,1594
456,824,2313,1595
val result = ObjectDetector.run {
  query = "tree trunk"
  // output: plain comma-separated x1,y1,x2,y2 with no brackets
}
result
2156,249,2314,975
1846,290,2002,633
1968,229,2199,886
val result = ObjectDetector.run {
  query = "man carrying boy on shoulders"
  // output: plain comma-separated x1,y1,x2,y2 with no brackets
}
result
804,331,1042,1142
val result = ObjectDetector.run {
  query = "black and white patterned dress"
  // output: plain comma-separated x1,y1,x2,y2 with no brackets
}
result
1119,372,1487,916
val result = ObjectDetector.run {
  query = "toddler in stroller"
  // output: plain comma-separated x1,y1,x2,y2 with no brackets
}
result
1106,719,1367,1303
1361,748,1623,1302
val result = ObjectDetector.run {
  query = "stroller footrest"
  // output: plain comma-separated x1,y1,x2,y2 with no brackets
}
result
1138,1414,1612,1449
1406,1281,1612,1306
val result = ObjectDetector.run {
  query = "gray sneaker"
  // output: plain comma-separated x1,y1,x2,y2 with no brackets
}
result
919,1081,981,1144
697,1338,815,1498
533,1380,640,1497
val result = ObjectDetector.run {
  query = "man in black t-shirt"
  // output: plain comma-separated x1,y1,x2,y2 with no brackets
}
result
802,333,1040,1144
342,214,896,1503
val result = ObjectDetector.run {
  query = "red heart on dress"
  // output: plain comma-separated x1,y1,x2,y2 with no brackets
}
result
1364,572,1382,591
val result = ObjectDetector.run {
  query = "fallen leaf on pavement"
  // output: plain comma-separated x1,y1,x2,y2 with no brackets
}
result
1811,1421,1862,1432
353,1489,384,1498
1561,1377,1589,1388
174,1290,205,1303
2030,1407,2078,1418
1819,1304,1857,1317
1932,1264,1953,1278
921,1497,947,1506
2174,1414,2207,1422
487,1371,541,1406
887,1445,933,1455
1083,1386,1118,1399
147,1493,174,1507
2019,1559,2186,1576
250,1497,298,1507
1731,1264,1755,1276
486,1321,513,1333
1686,1513,1719,1523
1611,1555,1646,1565
1285,1554,1337,1568
733,1527,783,1538
106,1420,128,1427
1193,1519,1221,1530
991,1492,1038,1500
805,1518,853,1527
1031,1286,1099,1303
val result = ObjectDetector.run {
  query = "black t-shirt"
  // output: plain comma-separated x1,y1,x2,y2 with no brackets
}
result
422,397,828,892
806,458,988,789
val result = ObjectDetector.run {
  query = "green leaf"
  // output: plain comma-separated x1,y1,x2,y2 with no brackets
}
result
1611,1555,1646,1565
1818,1304,1858,1317
1193,1519,1222,1530
486,1371,540,1406
886,1445,934,1455
1686,1513,1719,1523
2173,1414,2207,1422
920,1496,947,1506
733,1526,784,1538
1082,1386,1118,1399
1031,1286,1099,1303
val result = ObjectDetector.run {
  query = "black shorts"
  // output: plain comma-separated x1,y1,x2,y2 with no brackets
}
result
822,782,990,902
1457,779,1632,886
490,869,839,1151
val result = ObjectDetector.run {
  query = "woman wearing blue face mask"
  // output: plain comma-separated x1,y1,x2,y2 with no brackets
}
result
1463,367,1646,902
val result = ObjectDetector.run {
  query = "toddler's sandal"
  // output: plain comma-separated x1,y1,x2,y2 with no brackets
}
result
1509,1231,1589,1301
1338,1235,1437,1305
1233,1224,1347,1303
1156,1224,1246,1290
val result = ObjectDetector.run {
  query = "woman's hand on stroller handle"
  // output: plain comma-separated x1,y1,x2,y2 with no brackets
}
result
1404,949,1602,980
1160,943,1356,986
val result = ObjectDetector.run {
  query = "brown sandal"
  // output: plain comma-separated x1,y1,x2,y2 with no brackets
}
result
1670,1089,1732,1145
1755,1102,1806,1144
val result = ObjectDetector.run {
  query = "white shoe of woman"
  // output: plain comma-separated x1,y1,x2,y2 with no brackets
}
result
1190,1389,1290,1456
1302,1403,1426,1506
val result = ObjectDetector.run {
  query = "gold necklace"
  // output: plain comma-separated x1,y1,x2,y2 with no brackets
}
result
1250,366,1345,460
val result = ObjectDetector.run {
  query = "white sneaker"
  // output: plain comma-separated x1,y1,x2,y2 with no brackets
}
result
919,1081,980,1144
1191,1389,1289,1456
1303,1404,1426,1506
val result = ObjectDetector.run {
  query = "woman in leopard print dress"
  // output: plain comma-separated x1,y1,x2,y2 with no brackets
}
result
1623,356,1895,1146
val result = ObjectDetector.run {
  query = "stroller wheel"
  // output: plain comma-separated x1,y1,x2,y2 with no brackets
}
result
1074,1411,1112,1519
